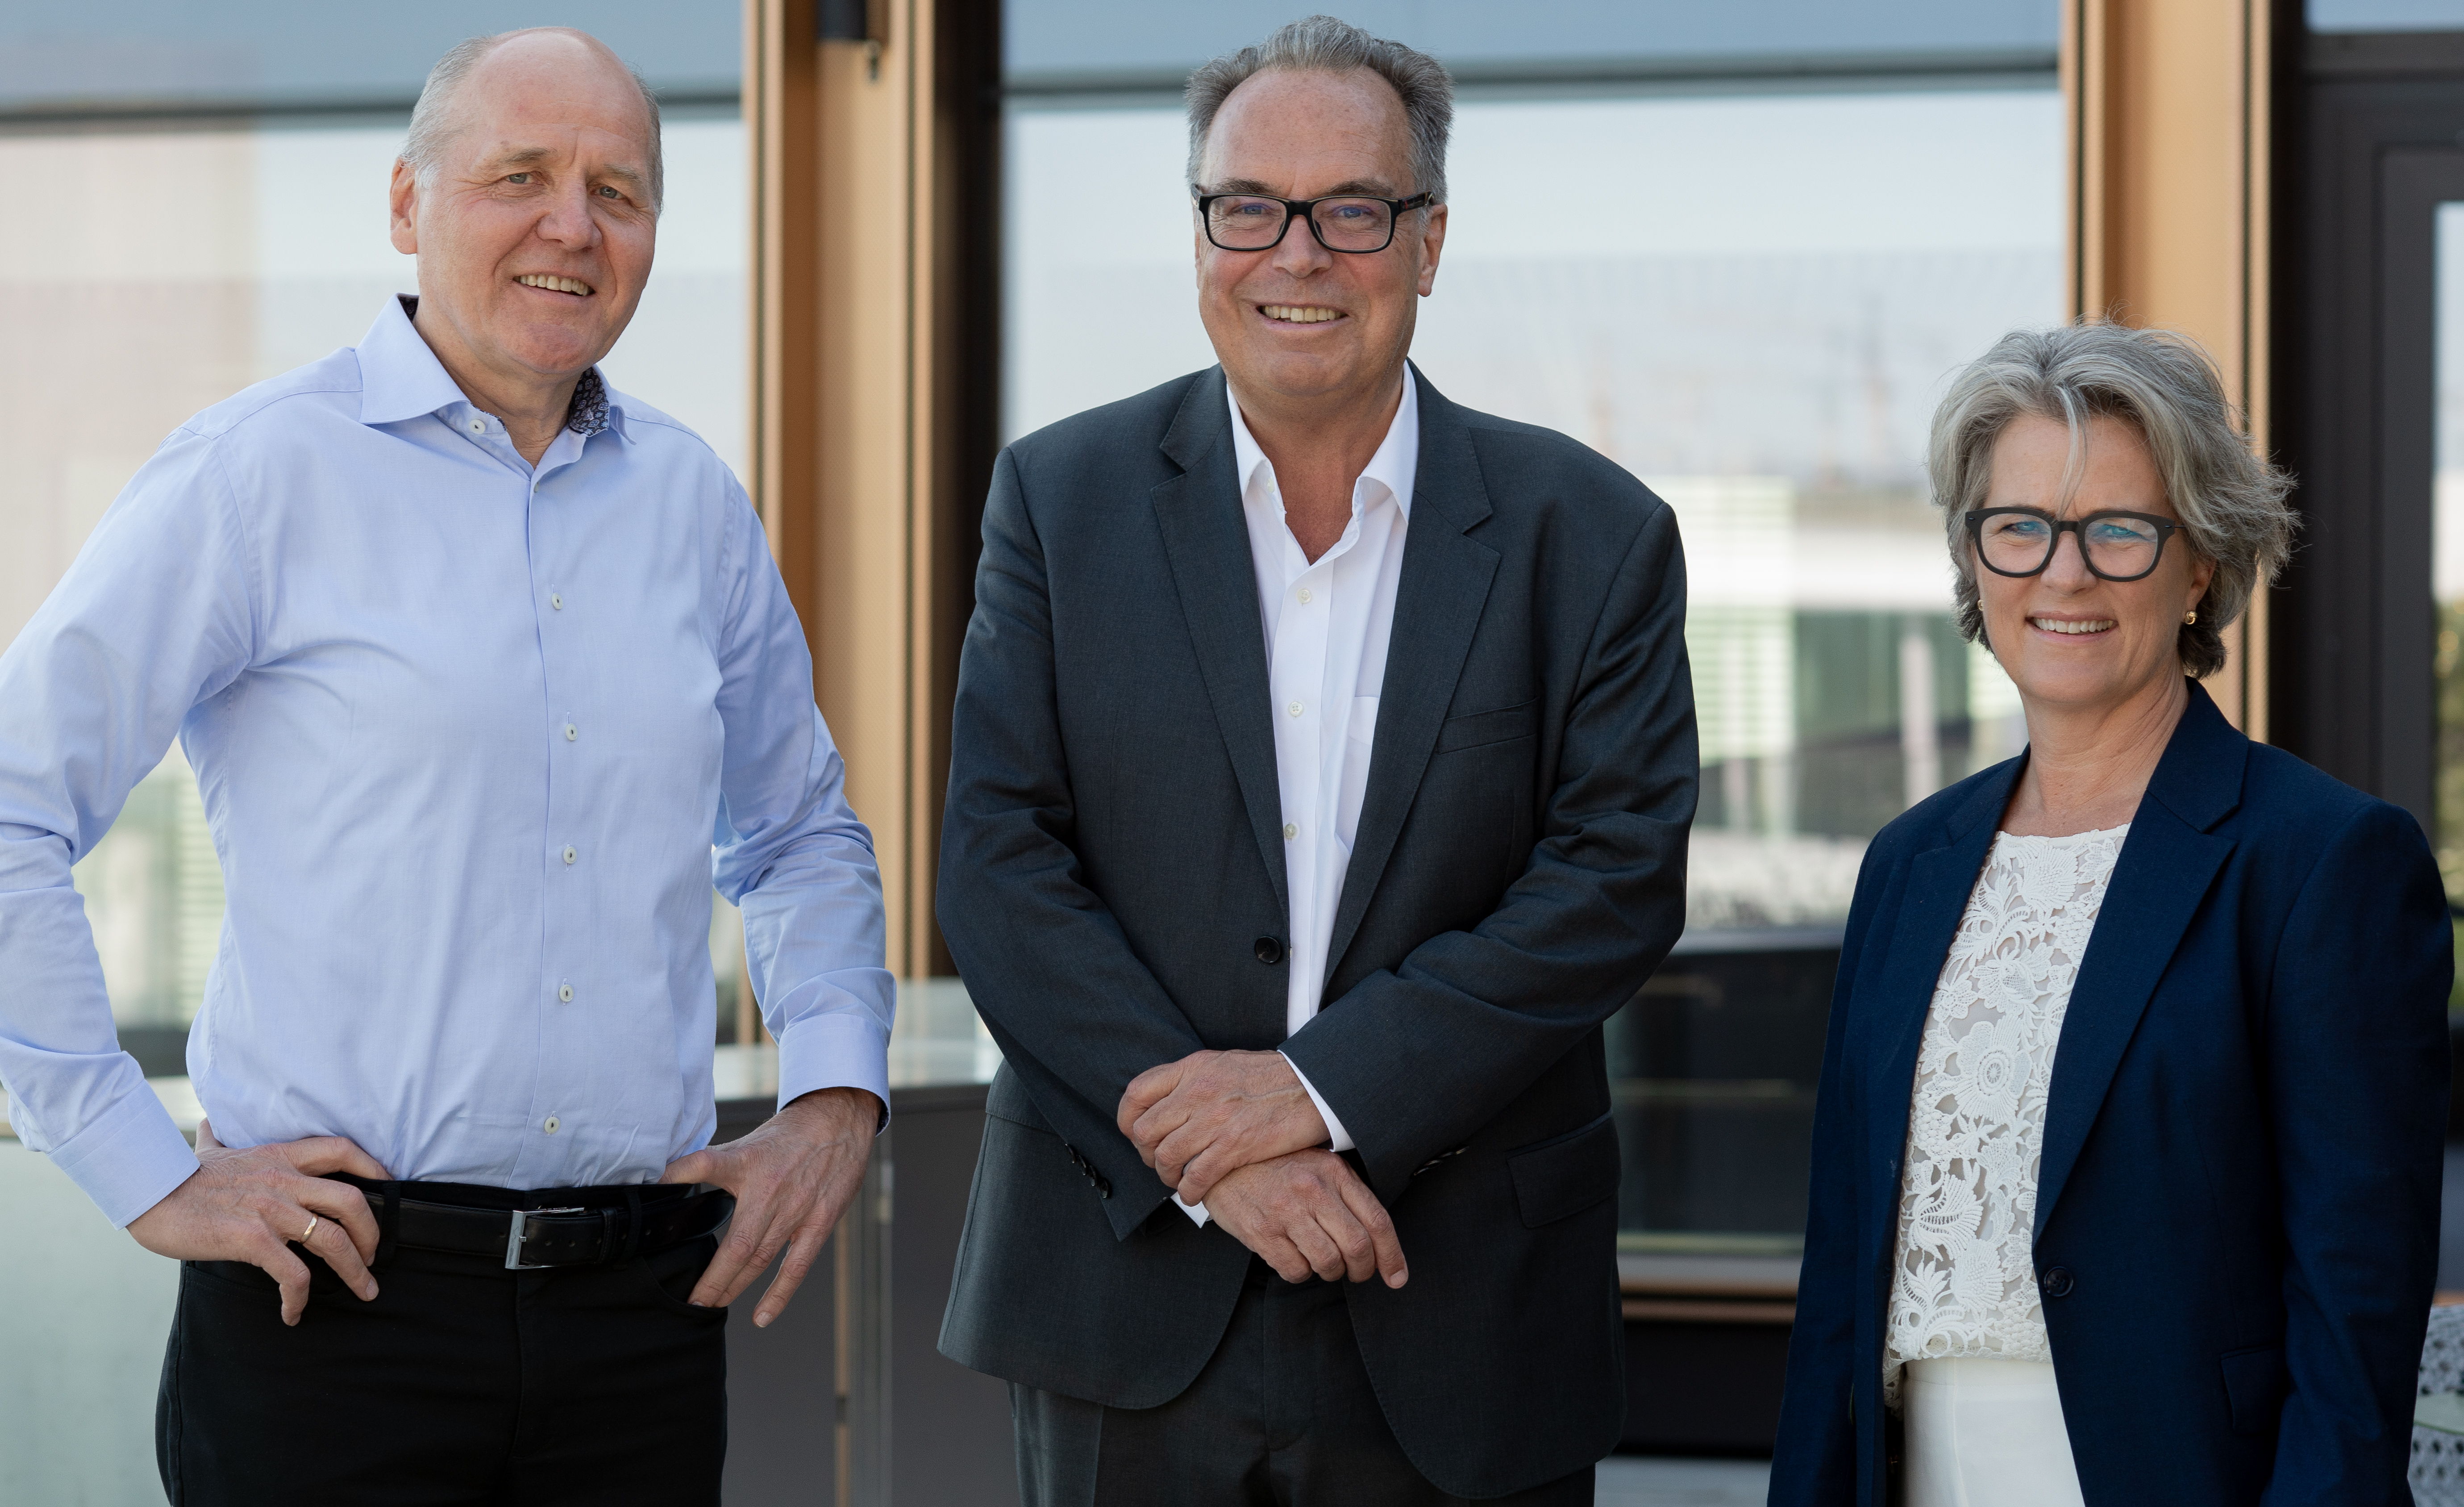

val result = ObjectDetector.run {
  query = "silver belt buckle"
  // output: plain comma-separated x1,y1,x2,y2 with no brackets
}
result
504,1206,586,1270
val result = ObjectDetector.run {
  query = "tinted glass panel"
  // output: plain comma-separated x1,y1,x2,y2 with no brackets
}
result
1006,0,2059,86
2434,201,2464,1001
2309,0,2464,31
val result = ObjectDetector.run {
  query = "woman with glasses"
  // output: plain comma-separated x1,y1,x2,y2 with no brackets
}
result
1768,323,2451,1507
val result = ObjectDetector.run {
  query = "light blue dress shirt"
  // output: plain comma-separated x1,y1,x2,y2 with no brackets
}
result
0,298,893,1227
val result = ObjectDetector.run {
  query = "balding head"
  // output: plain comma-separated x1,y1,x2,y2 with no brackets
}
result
403,28,662,213
386,26,662,435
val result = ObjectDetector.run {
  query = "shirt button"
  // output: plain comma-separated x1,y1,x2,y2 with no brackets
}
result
564,723,578,741
562,846,577,865
1287,701,1304,718
468,418,486,434
1284,822,1298,839
550,593,564,610
1296,587,1313,604
558,983,575,1002
543,1115,561,1135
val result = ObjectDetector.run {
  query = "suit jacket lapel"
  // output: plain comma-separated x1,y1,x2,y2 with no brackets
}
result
1150,368,1290,920
1323,369,1499,983
1860,769,2014,1226
2033,684,2245,1240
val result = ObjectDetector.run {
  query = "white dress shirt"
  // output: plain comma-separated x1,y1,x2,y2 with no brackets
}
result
0,297,893,1227
1176,372,1418,1225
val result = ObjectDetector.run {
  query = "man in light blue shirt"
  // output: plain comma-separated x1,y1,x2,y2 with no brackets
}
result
0,27,886,1502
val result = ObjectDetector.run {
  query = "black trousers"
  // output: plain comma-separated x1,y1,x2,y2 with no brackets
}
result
154,1181,729,1507
1011,1265,1597,1506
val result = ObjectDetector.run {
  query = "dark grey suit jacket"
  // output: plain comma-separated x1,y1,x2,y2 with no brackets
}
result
935,363,1696,1498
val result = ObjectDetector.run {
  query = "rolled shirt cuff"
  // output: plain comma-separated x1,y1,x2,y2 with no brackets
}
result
773,1008,892,1129
43,1083,201,1228
1280,1051,1355,1153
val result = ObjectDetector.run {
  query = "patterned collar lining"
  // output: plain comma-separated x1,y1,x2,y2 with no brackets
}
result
566,368,610,436
398,293,609,437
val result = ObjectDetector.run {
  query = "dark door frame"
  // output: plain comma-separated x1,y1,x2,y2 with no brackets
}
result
2274,29,2464,827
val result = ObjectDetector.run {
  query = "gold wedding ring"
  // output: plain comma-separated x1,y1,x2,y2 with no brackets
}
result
299,1215,319,1244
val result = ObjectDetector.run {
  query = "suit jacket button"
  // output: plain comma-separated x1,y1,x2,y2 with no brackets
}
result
2039,1266,2074,1298
1253,936,1285,965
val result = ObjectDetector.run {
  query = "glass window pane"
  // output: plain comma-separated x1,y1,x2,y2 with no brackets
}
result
1003,1,2060,89
2308,0,2464,31
2433,202,2464,1004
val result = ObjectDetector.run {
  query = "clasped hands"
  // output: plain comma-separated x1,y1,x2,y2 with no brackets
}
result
129,1087,880,1328
1117,1050,1407,1289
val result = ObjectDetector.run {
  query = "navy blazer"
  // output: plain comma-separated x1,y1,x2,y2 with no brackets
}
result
1769,683,2451,1506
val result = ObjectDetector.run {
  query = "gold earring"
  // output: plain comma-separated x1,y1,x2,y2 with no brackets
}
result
2184,609,2198,626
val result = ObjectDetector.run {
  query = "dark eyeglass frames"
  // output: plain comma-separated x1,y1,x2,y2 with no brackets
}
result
1190,187,1436,254
1965,506,2185,582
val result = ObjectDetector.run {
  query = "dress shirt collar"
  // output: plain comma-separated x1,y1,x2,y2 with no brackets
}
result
356,293,629,443
1225,368,1418,522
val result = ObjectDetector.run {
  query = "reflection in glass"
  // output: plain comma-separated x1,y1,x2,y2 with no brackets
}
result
2433,202,2464,1005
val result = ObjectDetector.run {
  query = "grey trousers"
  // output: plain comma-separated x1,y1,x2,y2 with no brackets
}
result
1011,1266,1598,1506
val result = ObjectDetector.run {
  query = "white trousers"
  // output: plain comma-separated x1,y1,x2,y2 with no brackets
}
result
1902,1358,2087,1507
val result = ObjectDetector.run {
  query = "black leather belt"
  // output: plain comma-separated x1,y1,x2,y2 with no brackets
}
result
332,1177,734,1271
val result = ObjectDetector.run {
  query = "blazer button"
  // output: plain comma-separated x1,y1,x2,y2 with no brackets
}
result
1253,936,1286,965
2039,1266,2075,1299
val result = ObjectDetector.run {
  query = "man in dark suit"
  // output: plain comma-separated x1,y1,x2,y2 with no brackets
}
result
936,17,1696,1504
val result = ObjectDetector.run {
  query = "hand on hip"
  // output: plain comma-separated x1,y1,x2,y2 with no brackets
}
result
659,1084,880,1327
125,1117,390,1326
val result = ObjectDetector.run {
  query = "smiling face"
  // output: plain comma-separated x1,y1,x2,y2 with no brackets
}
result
388,30,657,389
1975,411,2216,717
1192,67,1444,410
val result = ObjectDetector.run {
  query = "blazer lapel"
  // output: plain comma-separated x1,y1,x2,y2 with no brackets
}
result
1149,368,1290,920
2031,684,2246,1241
1323,369,1499,983
1860,771,2014,1215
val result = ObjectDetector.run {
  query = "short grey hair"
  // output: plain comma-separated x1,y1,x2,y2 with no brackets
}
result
401,29,664,212
1927,323,2296,680
1185,15,1453,205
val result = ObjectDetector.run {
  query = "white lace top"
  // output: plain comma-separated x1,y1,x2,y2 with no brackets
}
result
1882,824,2129,1407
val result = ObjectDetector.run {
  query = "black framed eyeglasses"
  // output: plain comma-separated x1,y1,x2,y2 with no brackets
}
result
1190,187,1435,254
1965,506,2185,582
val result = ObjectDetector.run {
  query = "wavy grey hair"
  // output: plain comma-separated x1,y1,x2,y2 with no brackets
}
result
1184,15,1453,205
401,29,663,212
1927,323,2296,679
